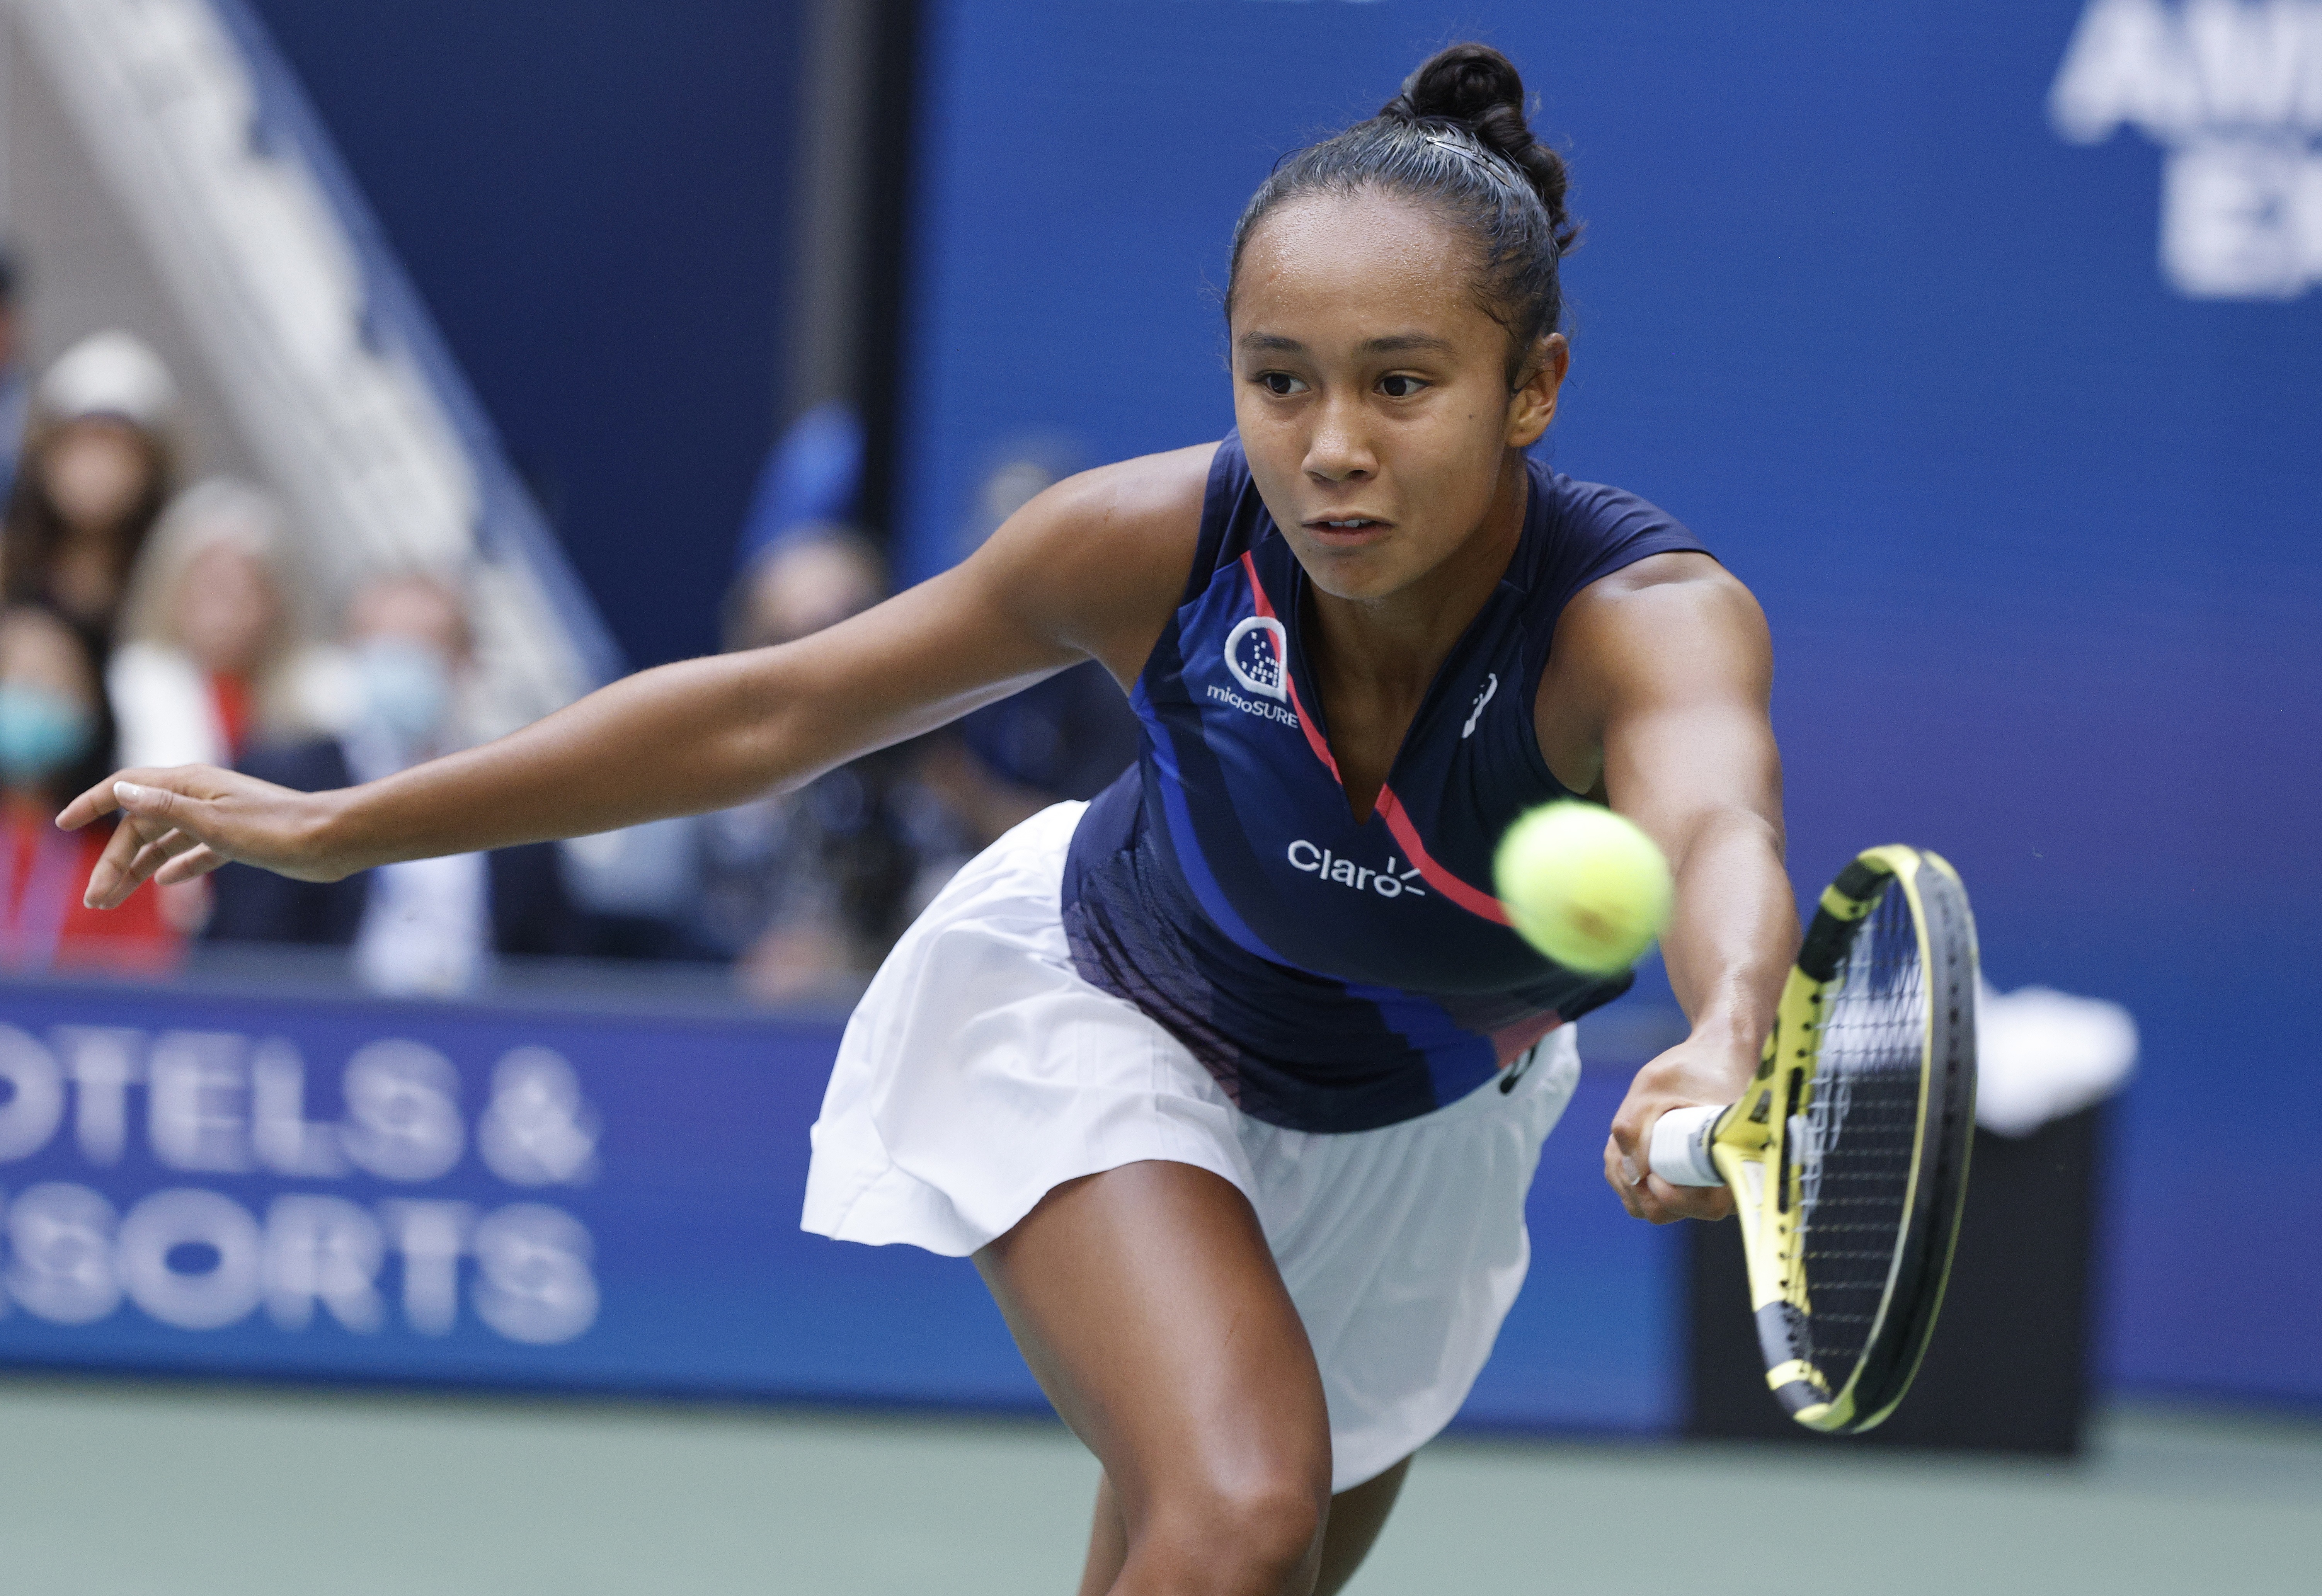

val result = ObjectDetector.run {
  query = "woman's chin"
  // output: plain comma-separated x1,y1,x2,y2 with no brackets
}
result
1291,541,1433,604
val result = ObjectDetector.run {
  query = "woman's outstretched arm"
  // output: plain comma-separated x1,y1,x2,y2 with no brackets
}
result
61,445,1212,909
1535,550,1796,1225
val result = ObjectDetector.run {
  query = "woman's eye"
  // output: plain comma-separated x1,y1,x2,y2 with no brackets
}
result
1257,372,1306,396
1379,374,1427,399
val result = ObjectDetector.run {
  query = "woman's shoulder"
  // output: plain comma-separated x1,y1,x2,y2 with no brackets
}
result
955,441,1221,682
1522,463,1713,612
1048,440,1221,527
1533,466,1703,558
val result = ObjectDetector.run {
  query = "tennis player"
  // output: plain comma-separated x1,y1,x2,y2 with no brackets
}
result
66,44,1794,1595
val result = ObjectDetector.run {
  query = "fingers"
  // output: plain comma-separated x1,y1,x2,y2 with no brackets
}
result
1605,1104,1658,1212
127,827,206,886
1607,1035,1765,1225
154,843,227,886
1604,1134,1648,1220
56,774,128,831
110,779,184,826
1604,1132,1734,1224
1641,1176,1733,1224
83,805,156,909
82,777,225,909
57,769,203,832
84,810,190,911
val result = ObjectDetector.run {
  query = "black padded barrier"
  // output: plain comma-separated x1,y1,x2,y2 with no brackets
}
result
1686,1103,2101,1456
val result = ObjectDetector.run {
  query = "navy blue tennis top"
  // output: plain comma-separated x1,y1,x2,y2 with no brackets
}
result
1061,434,1708,1133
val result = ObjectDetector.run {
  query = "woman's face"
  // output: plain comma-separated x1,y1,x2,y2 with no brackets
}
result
0,610,99,795
43,418,155,533
174,541,281,678
1229,190,1563,604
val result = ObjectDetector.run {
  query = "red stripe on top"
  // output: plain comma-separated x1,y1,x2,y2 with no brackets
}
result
1374,785,1513,926
1491,1013,1564,1067
1239,551,1341,781
1238,551,1510,929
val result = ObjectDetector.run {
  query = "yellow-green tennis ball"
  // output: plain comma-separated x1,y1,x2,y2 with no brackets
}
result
1494,802,1673,975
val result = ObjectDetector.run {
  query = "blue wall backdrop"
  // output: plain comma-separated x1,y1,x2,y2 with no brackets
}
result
245,0,802,670
897,0,2322,1405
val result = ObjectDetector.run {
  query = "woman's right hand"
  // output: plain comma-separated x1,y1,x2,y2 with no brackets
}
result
57,766,356,910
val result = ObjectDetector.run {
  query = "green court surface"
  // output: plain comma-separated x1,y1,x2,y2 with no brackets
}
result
2,1377,2313,1594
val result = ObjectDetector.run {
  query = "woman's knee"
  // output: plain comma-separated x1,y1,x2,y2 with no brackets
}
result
1134,1471,1331,1593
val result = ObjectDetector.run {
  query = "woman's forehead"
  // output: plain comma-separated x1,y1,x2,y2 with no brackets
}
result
1232,191,1490,343
0,614,90,690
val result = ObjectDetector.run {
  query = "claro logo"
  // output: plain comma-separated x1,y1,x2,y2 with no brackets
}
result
1287,840,1427,899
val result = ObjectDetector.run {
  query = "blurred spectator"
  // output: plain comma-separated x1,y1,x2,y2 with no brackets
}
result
0,250,30,505
0,604,176,972
108,477,340,770
928,437,1140,845
205,572,570,994
727,527,885,652
0,331,178,641
932,661,1142,844
954,429,1084,555
729,399,863,575
577,413,1135,1002
695,528,972,1003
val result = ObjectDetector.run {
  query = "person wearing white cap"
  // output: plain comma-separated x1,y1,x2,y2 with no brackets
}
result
0,329,179,640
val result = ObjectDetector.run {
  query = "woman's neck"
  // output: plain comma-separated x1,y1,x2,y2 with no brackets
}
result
1306,450,1528,703
1301,451,1529,822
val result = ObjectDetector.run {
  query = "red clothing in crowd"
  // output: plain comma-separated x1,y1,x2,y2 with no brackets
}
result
0,798,179,973
208,670,251,761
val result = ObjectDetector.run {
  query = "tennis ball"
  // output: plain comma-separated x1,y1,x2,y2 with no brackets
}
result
1493,802,1673,975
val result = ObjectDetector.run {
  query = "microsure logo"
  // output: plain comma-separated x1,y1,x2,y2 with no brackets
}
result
1287,840,1427,899
2051,0,2322,298
1212,613,1302,728
1224,614,1289,700
1207,682,1301,728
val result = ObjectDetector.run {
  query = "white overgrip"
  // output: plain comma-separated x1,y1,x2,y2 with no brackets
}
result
1647,1103,1726,1187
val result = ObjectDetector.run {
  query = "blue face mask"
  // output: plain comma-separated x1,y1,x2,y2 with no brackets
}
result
0,684,93,784
357,636,451,743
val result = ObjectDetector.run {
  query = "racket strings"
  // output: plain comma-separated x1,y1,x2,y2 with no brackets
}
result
1795,884,1925,1383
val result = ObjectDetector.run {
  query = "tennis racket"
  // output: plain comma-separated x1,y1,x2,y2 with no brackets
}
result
1648,845,1978,1434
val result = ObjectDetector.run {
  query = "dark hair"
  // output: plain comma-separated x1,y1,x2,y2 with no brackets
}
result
1228,43,1579,386
0,603,119,807
0,416,174,641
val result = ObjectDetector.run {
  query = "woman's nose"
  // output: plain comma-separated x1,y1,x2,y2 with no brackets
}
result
1302,396,1375,482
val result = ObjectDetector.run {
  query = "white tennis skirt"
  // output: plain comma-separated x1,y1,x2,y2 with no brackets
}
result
802,801,1583,1492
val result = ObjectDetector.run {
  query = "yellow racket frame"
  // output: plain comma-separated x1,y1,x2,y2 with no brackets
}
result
1706,845,1978,1433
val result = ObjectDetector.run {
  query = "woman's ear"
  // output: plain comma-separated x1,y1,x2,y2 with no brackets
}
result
1505,333,1569,448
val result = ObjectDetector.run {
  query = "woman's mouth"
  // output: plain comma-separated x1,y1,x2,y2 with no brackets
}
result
1304,517,1391,538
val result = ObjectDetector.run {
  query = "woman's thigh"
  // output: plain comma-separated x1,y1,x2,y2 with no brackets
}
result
975,1160,1334,1593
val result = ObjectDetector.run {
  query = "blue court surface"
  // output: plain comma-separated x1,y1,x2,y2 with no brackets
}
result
3,1377,2312,1594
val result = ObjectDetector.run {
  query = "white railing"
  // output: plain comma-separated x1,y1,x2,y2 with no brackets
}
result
10,0,620,733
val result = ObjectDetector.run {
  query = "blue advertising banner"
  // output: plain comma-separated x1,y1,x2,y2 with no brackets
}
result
0,979,1028,1403
897,0,2322,1404
0,978,1677,1431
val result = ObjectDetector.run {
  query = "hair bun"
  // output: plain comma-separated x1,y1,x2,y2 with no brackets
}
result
1382,43,1576,257
1394,42,1527,131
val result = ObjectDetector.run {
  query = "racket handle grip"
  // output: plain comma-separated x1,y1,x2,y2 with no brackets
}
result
1648,1103,1726,1187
